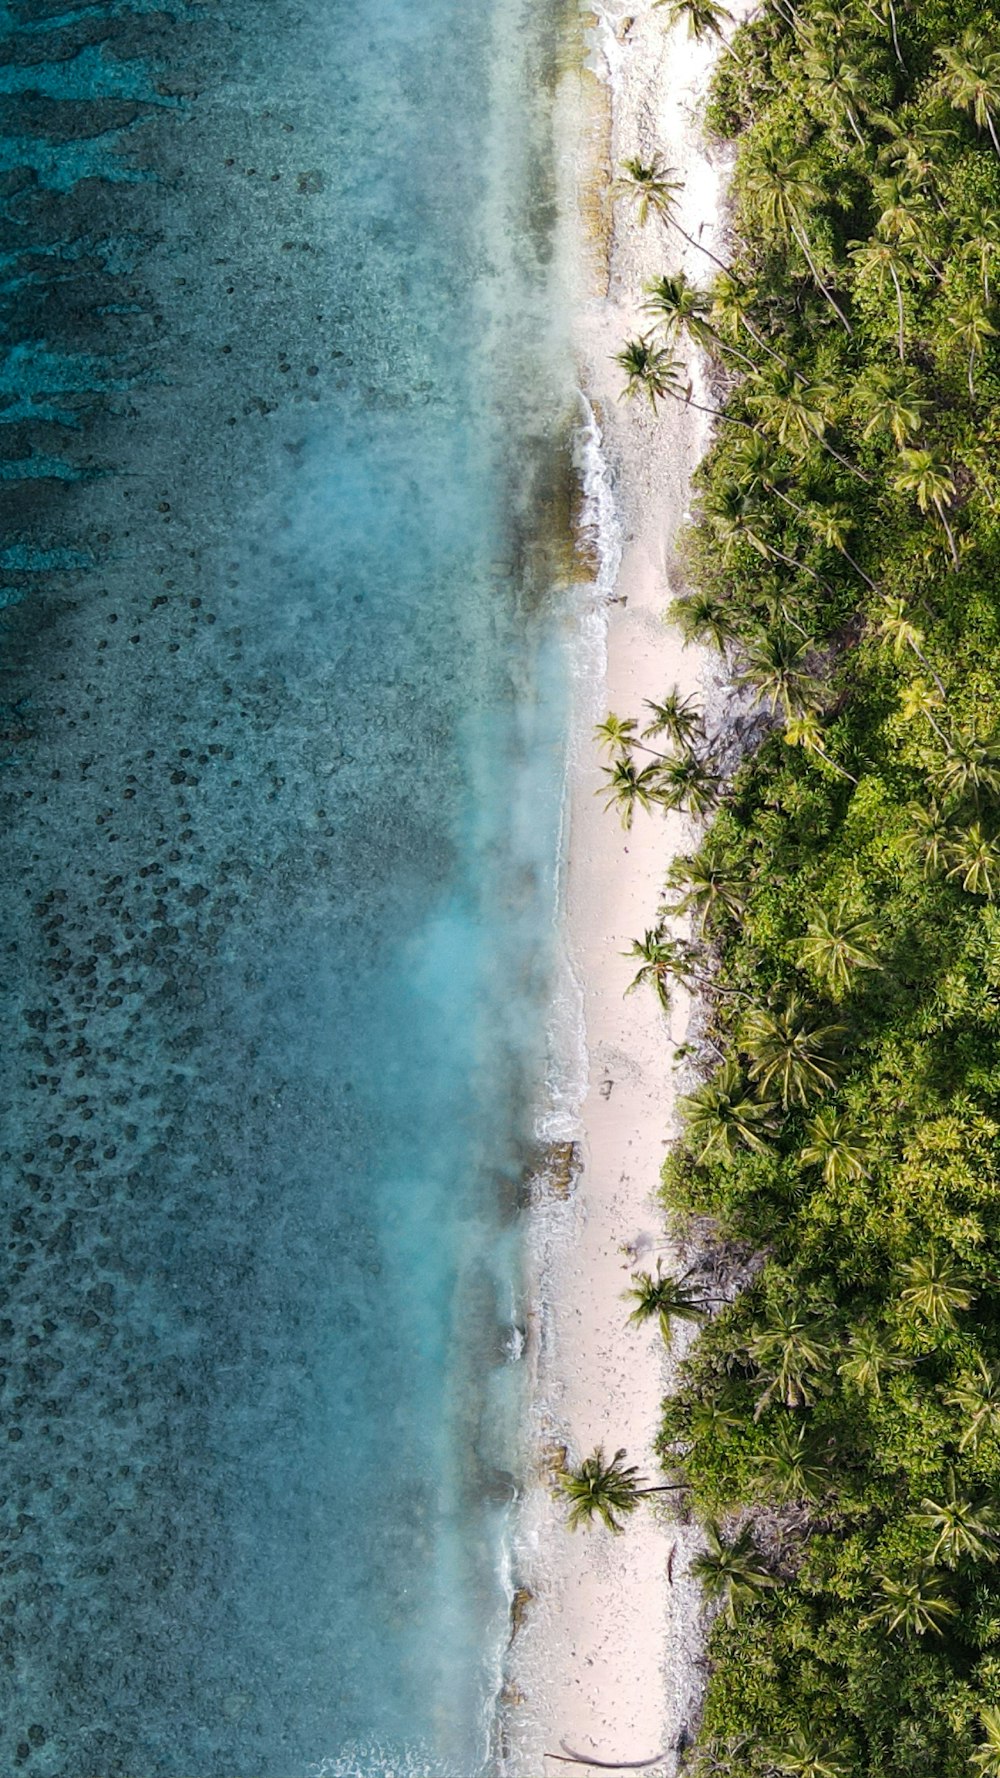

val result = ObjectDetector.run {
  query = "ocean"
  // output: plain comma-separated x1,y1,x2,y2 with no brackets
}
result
0,0,580,1771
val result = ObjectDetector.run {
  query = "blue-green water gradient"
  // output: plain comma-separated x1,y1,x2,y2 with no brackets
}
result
0,0,576,1771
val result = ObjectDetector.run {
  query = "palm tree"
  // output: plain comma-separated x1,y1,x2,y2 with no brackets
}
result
678,1060,779,1163
855,365,929,448
644,271,757,372
642,687,704,747
623,929,688,1010
871,176,941,275
849,237,913,361
690,1519,778,1621
838,1322,910,1397
560,1446,687,1532
971,1707,1000,1777
672,591,743,652
783,711,858,783
742,995,845,1106
944,1353,1000,1451
911,1471,999,1565
933,730,1000,804
936,30,1000,157
612,155,684,228
599,756,661,828
613,157,732,275
594,711,638,755
768,1729,853,1778
803,43,869,146
799,902,880,996
747,368,866,479
947,820,1000,897
741,142,853,331
711,270,790,369
800,1105,869,1185
750,1303,834,1411
876,595,946,694
614,336,680,410
898,1246,975,1328
655,0,736,51
663,842,745,933
737,632,823,723
963,204,1000,303
755,1415,829,1500
902,797,953,876
893,447,960,568
865,1565,959,1636
642,271,718,352
624,1264,717,1343
652,747,723,817
702,480,835,591
946,293,997,399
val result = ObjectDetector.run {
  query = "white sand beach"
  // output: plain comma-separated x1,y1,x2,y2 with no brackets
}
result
502,5,740,1771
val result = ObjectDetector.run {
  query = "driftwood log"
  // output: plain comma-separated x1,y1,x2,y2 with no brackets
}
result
544,1743,670,1769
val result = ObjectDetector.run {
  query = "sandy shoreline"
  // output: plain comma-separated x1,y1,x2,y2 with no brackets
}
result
501,5,738,1772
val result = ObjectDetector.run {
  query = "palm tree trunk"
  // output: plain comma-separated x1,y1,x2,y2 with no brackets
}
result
934,497,961,569
887,0,905,67
738,312,790,370
820,436,871,484
790,216,853,334
668,213,733,279
969,345,976,402
673,388,756,429
845,106,866,148
890,263,905,362
635,1483,690,1494
909,640,947,699
987,107,1000,158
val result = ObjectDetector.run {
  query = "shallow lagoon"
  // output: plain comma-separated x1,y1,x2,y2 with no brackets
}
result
0,0,575,1771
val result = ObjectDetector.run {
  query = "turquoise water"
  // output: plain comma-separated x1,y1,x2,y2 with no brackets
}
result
0,1,576,1772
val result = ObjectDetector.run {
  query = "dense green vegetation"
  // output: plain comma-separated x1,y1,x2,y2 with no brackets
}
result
601,0,1000,1772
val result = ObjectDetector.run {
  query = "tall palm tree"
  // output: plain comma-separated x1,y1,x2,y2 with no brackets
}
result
849,237,913,362
936,30,1000,157
898,1247,975,1328
614,156,732,275
750,1302,834,1411
711,270,790,369
644,271,757,372
599,756,661,829
741,142,853,331
855,365,929,448
614,336,681,410
663,842,745,933
623,929,687,1010
865,1565,959,1636
947,820,1000,897
690,1519,778,1621
702,480,835,591
911,1471,999,1565
678,1059,779,1163
783,711,858,783
655,0,736,51
963,204,1000,302
652,747,723,817
803,43,869,146
893,447,960,568
838,1322,910,1397
672,590,743,652
755,1415,829,1500
593,711,638,755
945,1353,1000,1451
737,632,823,723
876,595,946,694
971,1707,1000,1777
946,292,997,399
800,1105,869,1185
624,1264,717,1344
742,995,845,1106
747,367,866,479
871,176,941,276
642,687,704,747
560,1447,687,1532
